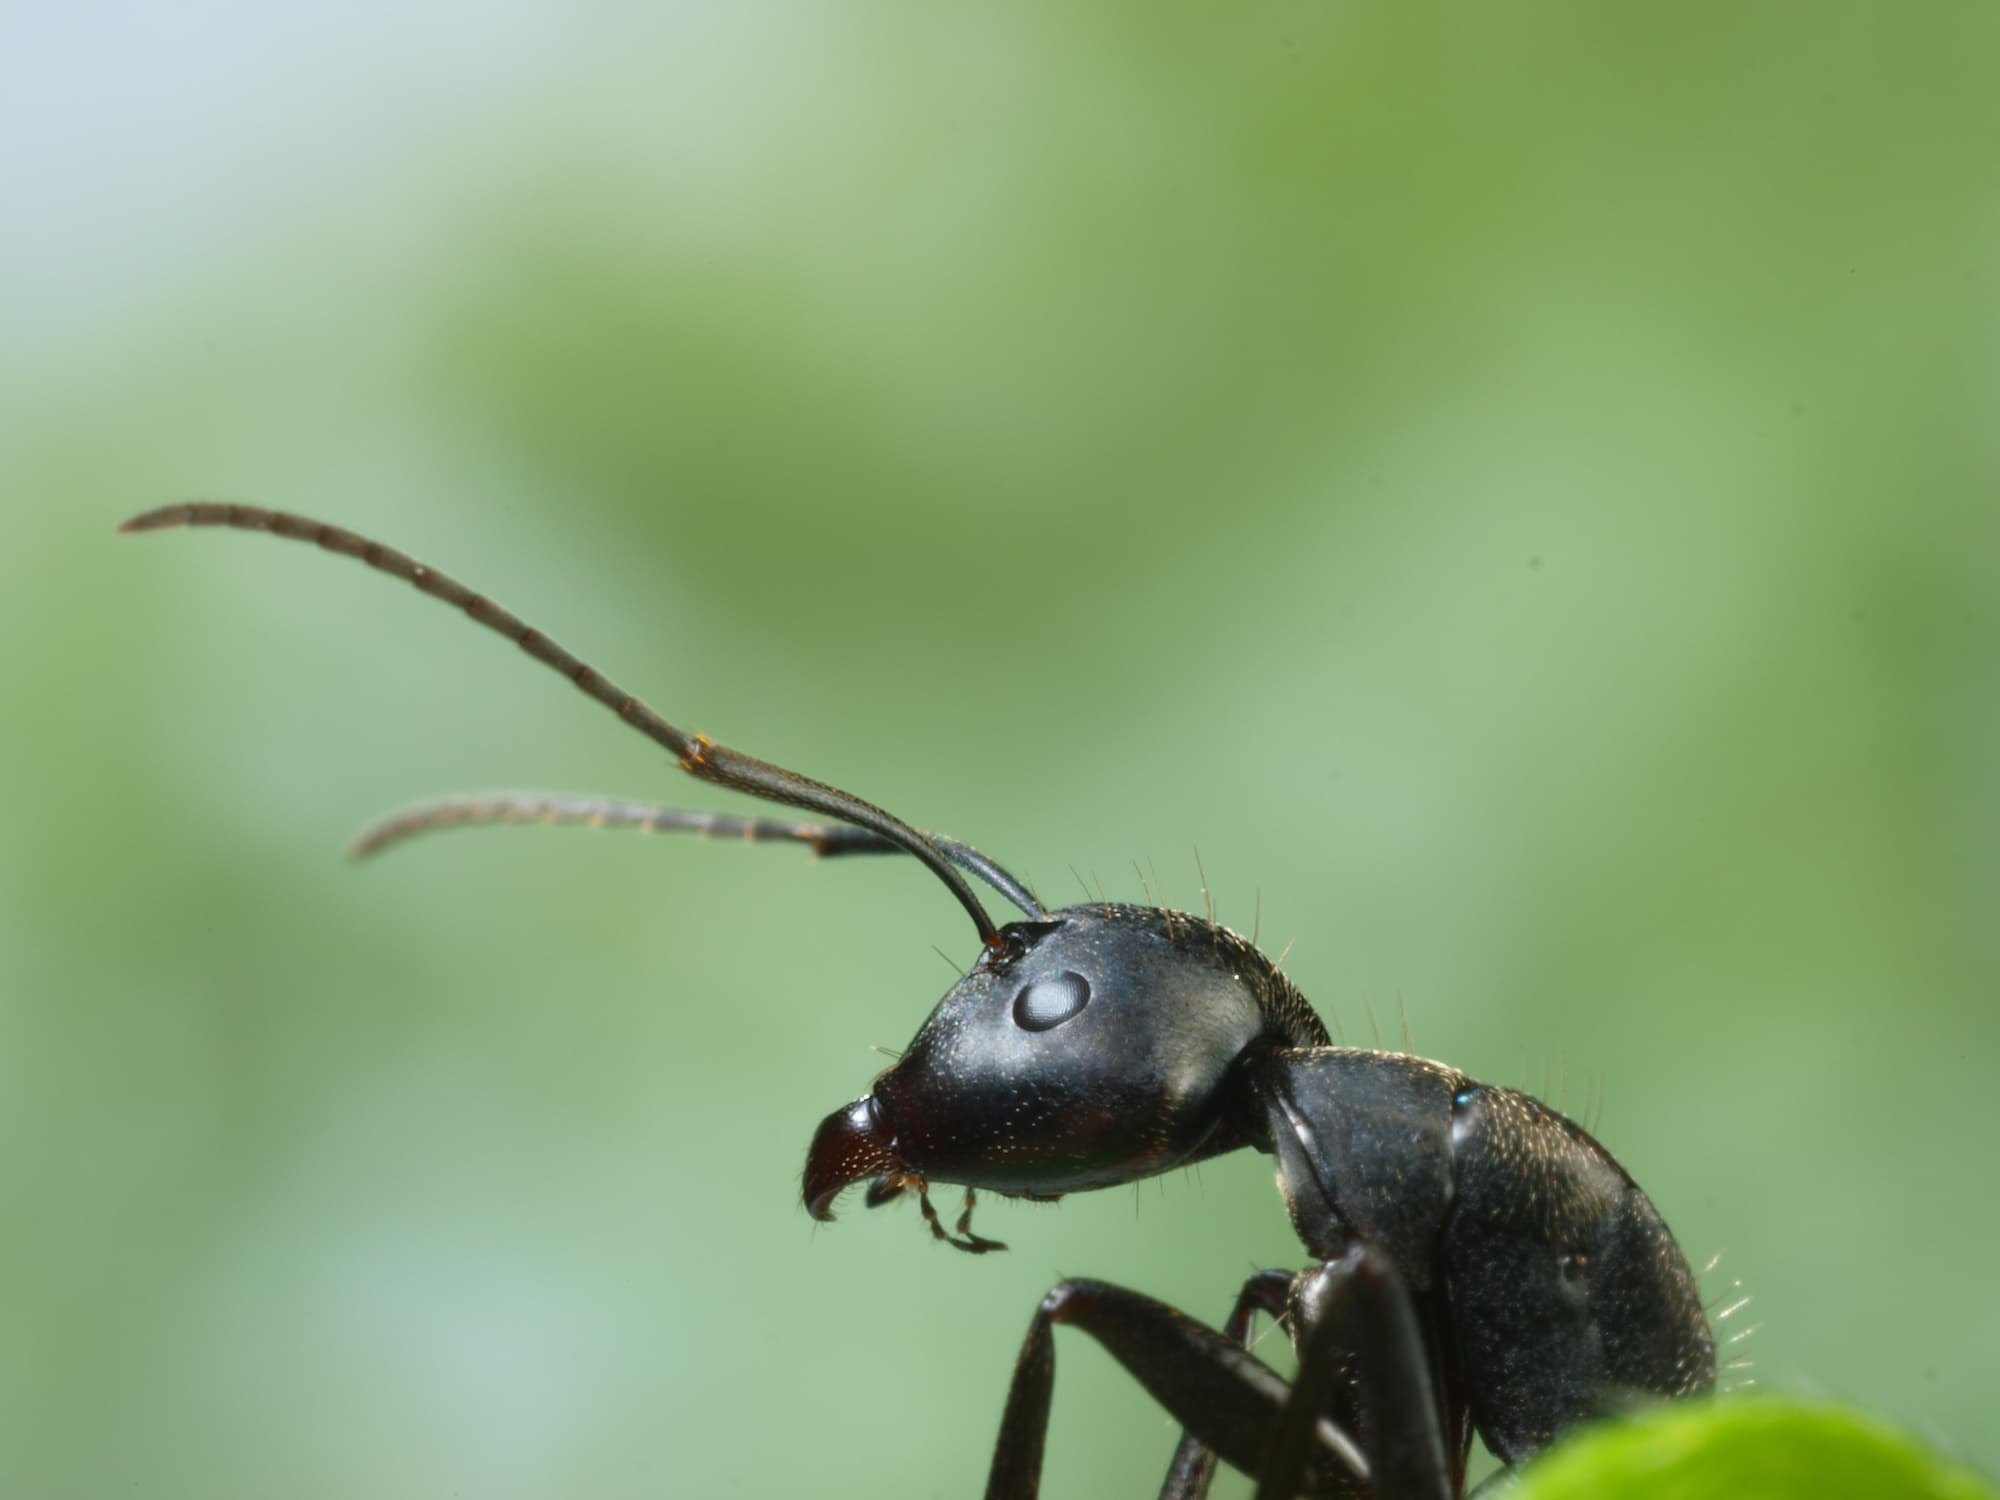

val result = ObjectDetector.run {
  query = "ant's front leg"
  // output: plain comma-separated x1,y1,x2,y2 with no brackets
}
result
1158,1269,1294,1500
1256,1245,1453,1500
983,1277,1362,1500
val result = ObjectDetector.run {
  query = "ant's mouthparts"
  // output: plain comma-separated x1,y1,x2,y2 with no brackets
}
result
802,1095,901,1220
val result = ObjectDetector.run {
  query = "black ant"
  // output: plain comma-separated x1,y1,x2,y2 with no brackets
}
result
122,503,1717,1498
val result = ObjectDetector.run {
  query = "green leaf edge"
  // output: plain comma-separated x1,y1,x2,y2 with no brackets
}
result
1511,1399,1998,1500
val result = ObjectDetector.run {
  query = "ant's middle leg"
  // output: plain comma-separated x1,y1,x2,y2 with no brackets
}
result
983,1277,1362,1500
1158,1269,1294,1500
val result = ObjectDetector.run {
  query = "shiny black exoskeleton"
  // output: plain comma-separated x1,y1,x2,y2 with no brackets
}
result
806,905,1714,1497
126,506,1716,1500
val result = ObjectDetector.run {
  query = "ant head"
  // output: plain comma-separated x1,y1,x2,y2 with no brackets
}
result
803,903,1328,1220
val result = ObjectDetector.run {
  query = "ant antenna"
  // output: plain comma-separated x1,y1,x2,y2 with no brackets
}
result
120,503,1005,947
348,793,1043,918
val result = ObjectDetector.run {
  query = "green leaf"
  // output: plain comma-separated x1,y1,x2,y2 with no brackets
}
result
1514,1401,1996,1500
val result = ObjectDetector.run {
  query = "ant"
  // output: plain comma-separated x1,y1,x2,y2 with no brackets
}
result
123,503,1716,1498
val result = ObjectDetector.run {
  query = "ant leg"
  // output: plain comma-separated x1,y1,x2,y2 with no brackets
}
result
1254,1245,1451,1500
984,1278,1357,1500
1157,1269,1294,1500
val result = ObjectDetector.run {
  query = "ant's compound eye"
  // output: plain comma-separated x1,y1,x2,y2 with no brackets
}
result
1013,970,1091,1032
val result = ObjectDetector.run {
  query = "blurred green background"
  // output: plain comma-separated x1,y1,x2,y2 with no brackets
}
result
4,4,1995,1496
